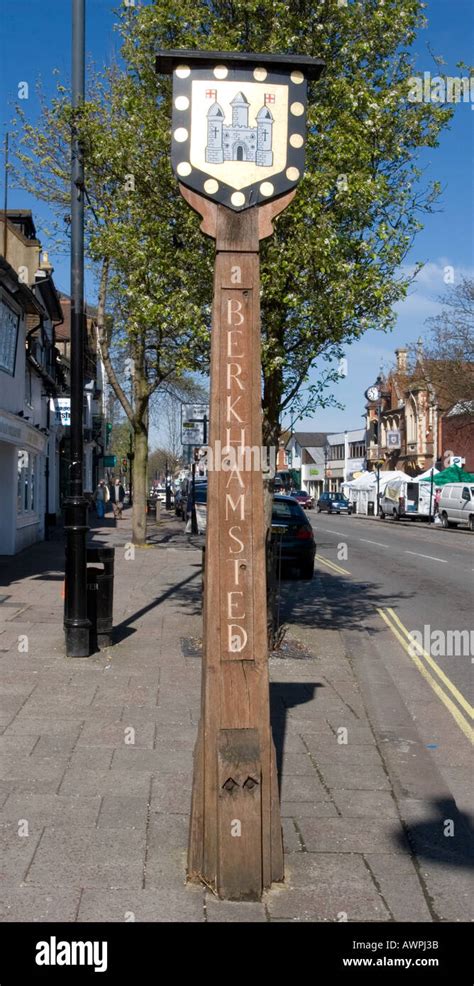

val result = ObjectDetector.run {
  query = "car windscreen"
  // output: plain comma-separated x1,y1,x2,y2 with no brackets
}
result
272,499,305,521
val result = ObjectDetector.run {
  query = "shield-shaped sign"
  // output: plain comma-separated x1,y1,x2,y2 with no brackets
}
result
156,51,324,211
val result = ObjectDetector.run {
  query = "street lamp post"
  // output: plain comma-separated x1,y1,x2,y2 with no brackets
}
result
165,458,172,510
63,0,90,657
376,394,383,516
324,442,330,492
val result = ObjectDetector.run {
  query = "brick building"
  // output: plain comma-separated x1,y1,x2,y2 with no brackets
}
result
365,347,474,474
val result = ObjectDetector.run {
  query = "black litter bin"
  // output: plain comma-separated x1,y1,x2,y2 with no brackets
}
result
86,546,115,651
147,498,157,518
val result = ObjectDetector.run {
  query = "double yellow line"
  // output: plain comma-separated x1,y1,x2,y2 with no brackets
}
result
315,553,350,576
377,607,474,745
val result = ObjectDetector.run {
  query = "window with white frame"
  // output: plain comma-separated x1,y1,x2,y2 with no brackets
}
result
17,450,37,515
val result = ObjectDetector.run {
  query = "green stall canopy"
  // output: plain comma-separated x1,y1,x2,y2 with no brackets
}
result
420,465,474,486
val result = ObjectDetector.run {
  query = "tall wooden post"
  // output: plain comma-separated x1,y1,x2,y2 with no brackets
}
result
156,48,324,900
182,189,295,898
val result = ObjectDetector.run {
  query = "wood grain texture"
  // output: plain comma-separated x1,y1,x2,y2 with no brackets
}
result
186,191,290,899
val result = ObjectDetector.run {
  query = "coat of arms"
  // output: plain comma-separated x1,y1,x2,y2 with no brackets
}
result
156,50,324,211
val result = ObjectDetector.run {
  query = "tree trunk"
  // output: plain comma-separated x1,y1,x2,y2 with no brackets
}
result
132,422,148,545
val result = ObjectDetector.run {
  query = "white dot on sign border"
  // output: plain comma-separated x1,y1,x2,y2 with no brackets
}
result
204,178,219,194
231,191,245,207
175,65,190,79
174,128,188,143
214,65,228,79
286,166,300,181
177,161,192,177
175,95,189,111
291,70,304,84
290,101,304,116
290,133,304,148
259,181,274,197
253,67,267,81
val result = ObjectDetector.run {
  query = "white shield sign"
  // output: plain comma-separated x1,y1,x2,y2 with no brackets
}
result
157,51,324,212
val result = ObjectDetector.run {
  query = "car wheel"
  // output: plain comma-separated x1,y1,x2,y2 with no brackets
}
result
317,506,322,512
299,561,314,580
441,513,449,529
380,511,385,520
392,510,399,520
469,516,474,532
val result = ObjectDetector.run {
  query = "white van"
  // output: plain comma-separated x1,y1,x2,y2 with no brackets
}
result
438,484,474,531
380,479,431,520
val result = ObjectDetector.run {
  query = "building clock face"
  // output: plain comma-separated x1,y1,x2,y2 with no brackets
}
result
366,386,380,402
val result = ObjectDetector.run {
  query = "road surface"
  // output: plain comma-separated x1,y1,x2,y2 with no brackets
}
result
278,510,473,816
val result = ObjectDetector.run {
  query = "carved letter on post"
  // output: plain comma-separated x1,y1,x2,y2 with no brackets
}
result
156,48,324,900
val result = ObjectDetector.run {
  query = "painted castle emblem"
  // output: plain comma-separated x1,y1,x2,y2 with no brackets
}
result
205,89,274,167
162,53,315,211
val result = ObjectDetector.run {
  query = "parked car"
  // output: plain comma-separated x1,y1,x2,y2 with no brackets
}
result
271,494,316,580
438,483,474,530
317,492,352,514
185,484,207,533
174,488,186,519
291,490,314,510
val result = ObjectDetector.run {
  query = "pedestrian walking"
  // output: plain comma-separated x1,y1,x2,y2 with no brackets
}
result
93,479,109,519
109,478,126,520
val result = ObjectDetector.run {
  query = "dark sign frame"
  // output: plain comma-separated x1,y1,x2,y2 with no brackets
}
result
157,50,324,212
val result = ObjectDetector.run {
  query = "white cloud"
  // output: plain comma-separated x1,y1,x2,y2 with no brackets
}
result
399,260,474,294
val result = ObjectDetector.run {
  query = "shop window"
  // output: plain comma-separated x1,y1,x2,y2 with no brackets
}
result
17,450,37,514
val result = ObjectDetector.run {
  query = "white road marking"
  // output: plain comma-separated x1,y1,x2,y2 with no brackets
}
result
359,538,389,548
321,529,350,537
405,550,448,563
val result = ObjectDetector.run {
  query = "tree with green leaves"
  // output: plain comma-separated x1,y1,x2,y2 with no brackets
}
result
12,68,211,544
117,0,451,448
12,0,451,547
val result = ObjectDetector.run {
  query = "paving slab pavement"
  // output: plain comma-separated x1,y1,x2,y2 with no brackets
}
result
0,508,471,922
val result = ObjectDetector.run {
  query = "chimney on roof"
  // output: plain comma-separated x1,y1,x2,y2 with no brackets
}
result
395,348,408,372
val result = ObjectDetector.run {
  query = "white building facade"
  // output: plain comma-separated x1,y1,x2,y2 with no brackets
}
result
285,428,366,498
326,428,366,492
0,259,48,554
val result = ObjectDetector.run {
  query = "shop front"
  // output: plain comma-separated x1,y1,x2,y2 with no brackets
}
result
0,410,47,555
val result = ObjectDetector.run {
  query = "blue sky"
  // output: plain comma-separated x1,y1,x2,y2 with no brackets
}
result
1,0,473,443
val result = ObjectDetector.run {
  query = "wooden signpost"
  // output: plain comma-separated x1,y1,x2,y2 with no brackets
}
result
156,49,324,901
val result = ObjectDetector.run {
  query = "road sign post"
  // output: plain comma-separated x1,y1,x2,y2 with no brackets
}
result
157,49,324,901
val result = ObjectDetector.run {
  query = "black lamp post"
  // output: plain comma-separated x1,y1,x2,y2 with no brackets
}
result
63,0,90,657
165,459,172,510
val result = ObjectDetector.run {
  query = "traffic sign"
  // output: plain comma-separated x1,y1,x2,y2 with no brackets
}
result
181,402,209,445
